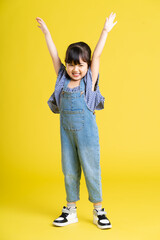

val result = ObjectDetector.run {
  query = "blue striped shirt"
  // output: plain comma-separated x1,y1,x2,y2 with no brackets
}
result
47,63,105,114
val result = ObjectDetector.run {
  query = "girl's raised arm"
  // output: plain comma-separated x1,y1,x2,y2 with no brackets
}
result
36,17,61,76
91,12,117,91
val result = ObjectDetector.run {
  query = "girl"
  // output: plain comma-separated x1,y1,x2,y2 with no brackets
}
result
36,12,117,229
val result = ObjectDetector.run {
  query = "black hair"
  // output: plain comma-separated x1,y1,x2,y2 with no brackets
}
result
65,42,91,67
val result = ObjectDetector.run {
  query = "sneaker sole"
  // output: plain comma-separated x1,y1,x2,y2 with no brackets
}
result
53,218,78,227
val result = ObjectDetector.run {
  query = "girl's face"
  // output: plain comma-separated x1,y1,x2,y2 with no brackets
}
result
66,58,88,81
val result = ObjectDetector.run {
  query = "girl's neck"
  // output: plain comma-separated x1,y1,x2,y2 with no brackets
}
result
68,79,81,88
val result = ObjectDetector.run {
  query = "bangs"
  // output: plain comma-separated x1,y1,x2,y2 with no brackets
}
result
65,47,86,65
65,42,91,67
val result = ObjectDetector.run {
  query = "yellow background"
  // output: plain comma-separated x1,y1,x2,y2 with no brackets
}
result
1,0,160,239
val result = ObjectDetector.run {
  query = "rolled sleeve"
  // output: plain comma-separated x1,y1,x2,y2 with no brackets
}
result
84,67,105,111
47,63,66,114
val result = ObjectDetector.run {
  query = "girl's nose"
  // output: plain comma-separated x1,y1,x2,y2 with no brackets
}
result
73,65,79,70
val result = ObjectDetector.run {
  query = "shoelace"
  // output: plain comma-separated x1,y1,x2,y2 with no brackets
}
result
62,207,70,214
96,209,107,216
62,206,76,214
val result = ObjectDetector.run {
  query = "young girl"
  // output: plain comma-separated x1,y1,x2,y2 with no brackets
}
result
36,12,117,229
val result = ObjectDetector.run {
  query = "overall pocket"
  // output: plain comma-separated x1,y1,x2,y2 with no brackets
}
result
61,109,84,131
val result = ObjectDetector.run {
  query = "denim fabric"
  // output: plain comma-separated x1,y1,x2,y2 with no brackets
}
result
47,63,105,114
60,77,103,203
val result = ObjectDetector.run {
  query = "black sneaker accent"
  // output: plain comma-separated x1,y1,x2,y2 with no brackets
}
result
54,208,69,224
53,206,78,227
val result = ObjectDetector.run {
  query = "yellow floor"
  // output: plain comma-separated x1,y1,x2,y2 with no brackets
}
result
1,173,160,240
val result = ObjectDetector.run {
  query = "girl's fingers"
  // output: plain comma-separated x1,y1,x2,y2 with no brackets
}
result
110,12,116,19
113,21,117,26
106,12,116,20
36,17,44,23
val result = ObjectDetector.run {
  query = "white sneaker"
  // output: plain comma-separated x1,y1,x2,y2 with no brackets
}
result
93,208,112,229
53,206,78,227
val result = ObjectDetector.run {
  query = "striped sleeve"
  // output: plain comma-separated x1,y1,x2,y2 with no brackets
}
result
84,67,105,111
47,63,66,114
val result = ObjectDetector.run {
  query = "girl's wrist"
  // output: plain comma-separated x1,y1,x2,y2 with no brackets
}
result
44,29,50,36
103,28,108,33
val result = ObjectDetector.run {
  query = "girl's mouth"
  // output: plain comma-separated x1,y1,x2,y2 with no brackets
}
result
72,73,80,77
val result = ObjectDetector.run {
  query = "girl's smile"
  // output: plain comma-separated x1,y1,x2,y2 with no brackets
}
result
66,58,88,81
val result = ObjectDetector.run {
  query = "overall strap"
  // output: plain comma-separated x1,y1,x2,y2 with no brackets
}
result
63,78,70,91
80,77,85,92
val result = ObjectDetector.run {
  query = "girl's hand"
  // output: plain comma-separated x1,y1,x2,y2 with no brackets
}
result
103,12,117,33
36,17,49,35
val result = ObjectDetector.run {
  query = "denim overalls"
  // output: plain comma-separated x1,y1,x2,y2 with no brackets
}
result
59,77,103,203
